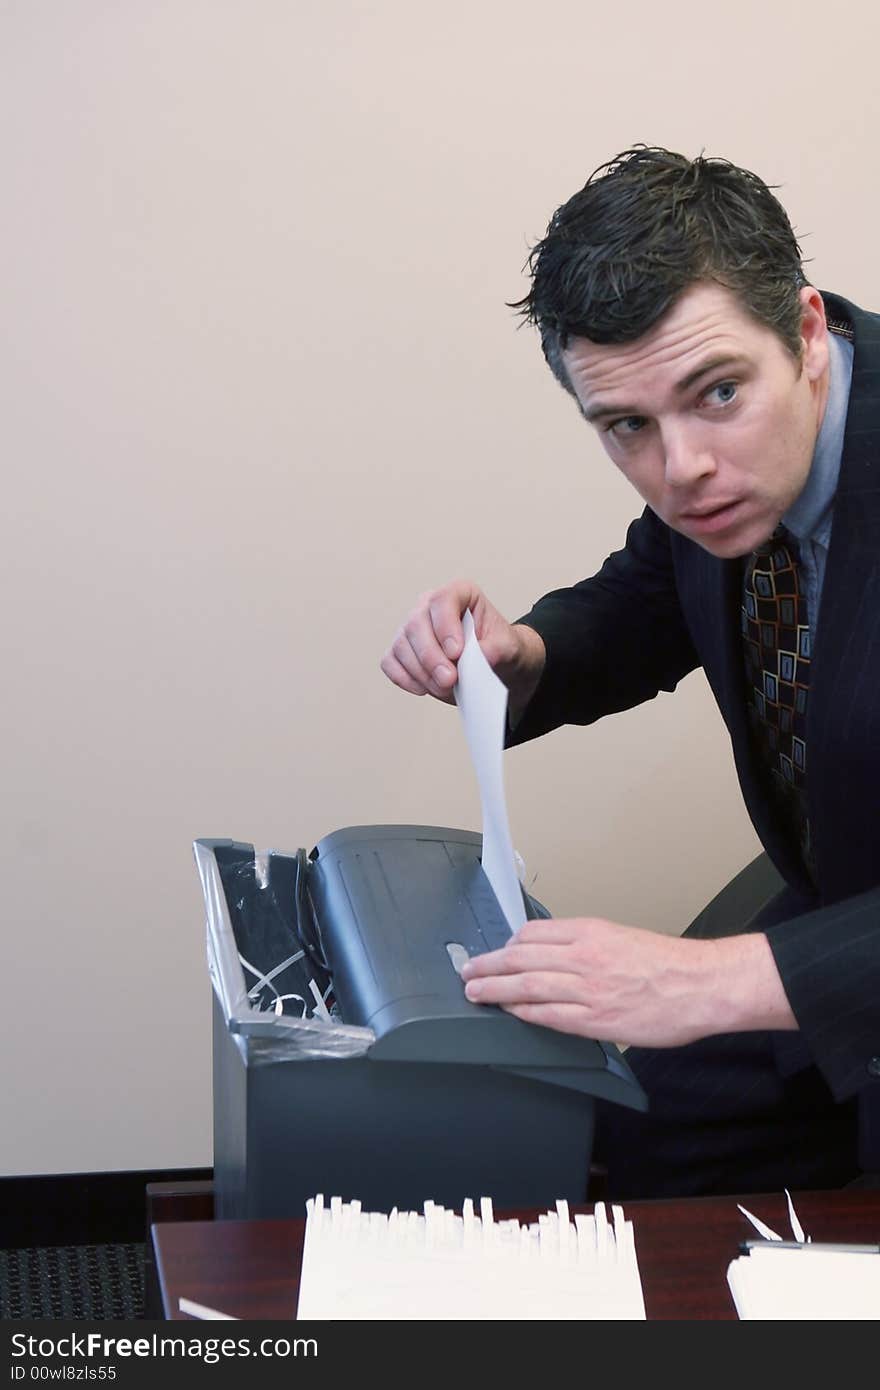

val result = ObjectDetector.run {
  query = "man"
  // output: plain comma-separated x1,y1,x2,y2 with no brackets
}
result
381,147,880,1198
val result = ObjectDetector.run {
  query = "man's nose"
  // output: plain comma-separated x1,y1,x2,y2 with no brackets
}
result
662,427,715,487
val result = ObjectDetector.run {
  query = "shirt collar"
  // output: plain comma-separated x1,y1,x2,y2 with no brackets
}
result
782,328,853,549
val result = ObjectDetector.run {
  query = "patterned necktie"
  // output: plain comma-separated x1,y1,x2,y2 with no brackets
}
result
741,529,816,884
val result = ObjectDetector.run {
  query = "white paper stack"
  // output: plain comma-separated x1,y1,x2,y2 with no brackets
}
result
727,1246,880,1319
296,1195,646,1320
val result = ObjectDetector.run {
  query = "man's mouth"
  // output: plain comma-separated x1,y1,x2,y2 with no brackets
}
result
679,499,743,533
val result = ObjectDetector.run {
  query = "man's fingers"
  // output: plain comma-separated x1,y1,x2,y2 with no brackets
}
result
380,579,504,704
379,651,429,696
384,631,455,700
459,932,582,981
464,967,587,1007
427,585,477,663
403,580,482,684
402,612,459,694
389,633,434,688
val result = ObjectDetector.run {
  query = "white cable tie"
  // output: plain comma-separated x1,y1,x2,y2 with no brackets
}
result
308,977,332,1021
556,1199,570,1253
737,1203,783,1241
243,949,307,999
238,953,268,984
611,1204,626,1260
784,1188,808,1243
254,848,270,889
272,993,307,1018
462,1198,474,1247
595,1201,609,1257
480,1196,495,1245
424,1201,436,1249
179,1297,238,1321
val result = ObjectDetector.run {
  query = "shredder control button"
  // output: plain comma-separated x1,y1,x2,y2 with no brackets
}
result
446,942,471,976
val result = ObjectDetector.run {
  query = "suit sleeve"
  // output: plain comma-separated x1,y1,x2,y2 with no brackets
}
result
767,892,880,1104
506,507,700,748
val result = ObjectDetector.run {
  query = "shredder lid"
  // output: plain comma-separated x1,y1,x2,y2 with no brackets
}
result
308,824,647,1109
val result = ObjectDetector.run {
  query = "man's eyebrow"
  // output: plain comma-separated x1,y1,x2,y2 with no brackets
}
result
583,400,640,424
675,354,748,393
582,355,748,424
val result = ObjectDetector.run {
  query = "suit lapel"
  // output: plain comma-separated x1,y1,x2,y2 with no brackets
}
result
809,294,880,898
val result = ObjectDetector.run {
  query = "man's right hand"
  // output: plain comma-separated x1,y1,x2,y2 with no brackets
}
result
380,579,547,722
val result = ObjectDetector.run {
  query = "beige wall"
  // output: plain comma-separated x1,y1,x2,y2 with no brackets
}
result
2,1,876,1175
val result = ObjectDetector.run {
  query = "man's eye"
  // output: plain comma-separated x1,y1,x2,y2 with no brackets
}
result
707,381,737,406
608,415,647,435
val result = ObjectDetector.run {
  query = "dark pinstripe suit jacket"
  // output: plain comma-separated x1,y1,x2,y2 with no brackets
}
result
508,292,880,1169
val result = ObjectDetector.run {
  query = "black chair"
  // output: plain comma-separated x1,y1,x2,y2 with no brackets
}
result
684,850,785,939
684,852,879,1189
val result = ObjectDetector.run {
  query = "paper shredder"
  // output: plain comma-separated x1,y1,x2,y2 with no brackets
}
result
196,825,647,1220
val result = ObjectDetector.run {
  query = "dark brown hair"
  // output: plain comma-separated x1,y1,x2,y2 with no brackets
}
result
512,146,808,395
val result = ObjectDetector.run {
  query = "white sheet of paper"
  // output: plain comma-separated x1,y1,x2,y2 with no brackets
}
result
727,1248,880,1319
296,1195,646,1320
454,610,526,934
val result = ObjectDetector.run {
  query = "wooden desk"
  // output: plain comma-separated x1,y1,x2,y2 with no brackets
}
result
152,1187,880,1321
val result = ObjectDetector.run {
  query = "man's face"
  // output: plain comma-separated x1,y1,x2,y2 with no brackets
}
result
561,282,830,559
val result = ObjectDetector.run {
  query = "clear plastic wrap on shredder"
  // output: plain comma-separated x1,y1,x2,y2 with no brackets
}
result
194,839,374,1064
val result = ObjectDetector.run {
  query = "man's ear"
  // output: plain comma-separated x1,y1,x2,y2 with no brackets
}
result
798,285,829,383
